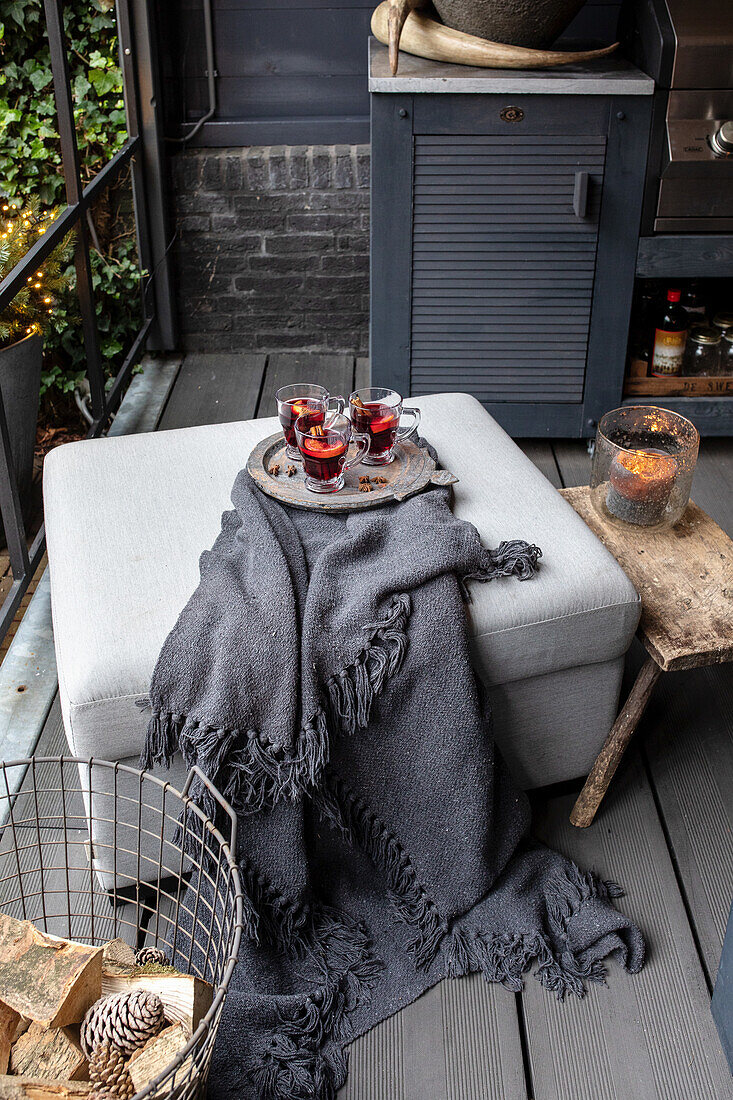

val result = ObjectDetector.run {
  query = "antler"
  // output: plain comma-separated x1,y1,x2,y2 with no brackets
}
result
372,2,618,73
386,0,427,75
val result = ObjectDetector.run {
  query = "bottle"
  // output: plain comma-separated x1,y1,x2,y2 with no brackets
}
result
681,281,707,322
651,289,688,377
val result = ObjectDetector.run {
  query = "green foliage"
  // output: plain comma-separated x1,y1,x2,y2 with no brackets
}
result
0,0,142,397
0,196,73,348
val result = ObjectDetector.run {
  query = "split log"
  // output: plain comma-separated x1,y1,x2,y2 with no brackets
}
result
128,1023,190,1093
0,1079,92,1099
10,1023,87,1082
101,972,212,1035
0,917,102,1029
372,2,619,73
101,939,136,976
0,1005,20,1075
12,1021,30,1045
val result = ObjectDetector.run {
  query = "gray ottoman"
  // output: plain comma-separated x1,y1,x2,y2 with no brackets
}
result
43,393,639,881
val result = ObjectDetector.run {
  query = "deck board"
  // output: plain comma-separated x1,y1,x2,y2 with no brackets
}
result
354,357,371,393
341,975,526,1099
158,352,265,429
256,354,355,418
642,663,733,983
551,440,592,488
523,753,733,1100
518,441,562,488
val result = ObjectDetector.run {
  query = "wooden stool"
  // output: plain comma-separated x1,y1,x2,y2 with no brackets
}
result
561,487,733,828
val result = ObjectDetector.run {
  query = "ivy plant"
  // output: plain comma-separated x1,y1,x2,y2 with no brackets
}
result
0,0,142,402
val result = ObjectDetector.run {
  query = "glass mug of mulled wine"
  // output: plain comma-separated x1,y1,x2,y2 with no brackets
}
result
276,383,345,461
294,412,369,494
349,387,421,466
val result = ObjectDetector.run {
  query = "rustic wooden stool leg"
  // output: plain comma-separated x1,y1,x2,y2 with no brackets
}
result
570,657,662,828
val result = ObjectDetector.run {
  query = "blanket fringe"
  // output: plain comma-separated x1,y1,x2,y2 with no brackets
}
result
460,540,542,601
325,593,411,738
141,708,329,816
141,594,412,811
248,916,382,1100
445,863,634,1001
315,770,447,971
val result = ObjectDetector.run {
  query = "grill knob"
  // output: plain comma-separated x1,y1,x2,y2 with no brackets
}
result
711,121,733,156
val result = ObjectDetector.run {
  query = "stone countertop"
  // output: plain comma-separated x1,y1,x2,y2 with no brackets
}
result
368,38,654,95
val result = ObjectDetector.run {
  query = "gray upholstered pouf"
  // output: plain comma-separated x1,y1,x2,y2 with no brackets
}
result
44,393,639,797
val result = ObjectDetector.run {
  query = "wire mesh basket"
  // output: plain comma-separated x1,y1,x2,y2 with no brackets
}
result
0,756,244,1099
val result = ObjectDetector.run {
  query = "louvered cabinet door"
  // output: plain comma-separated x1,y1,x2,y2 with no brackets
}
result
370,91,652,437
410,135,605,406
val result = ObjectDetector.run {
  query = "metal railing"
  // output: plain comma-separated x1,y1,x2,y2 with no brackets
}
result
0,0,177,644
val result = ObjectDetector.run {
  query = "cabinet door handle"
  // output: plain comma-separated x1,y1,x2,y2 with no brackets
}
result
573,171,589,219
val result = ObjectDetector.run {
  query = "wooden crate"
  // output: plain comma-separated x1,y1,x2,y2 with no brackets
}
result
624,374,733,397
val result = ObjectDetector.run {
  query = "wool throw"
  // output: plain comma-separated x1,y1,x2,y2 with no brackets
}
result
142,454,644,1099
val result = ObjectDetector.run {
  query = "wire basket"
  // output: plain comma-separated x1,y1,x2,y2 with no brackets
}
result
0,756,244,1100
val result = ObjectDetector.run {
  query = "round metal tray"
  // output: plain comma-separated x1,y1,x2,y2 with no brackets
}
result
247,432,458,512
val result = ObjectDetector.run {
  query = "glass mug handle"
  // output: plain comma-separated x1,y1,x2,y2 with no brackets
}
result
325,395,345,425
397,406,421,441
344,431,370,471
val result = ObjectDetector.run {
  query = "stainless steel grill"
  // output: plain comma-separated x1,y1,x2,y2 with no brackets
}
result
624,0,733,232
0,757,244,1100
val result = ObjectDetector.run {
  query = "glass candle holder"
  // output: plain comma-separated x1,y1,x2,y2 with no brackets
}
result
590,406,699,528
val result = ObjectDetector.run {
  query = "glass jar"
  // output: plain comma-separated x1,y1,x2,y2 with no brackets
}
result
722,330,733,376
590,406,699,528
682,325,722,376
712,312,733,336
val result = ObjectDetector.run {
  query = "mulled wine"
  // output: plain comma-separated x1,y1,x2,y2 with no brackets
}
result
294,412,369,493
351,402,399,458
275,384,345,461
279,398,323,451
349,387,421,466
299,431,348,482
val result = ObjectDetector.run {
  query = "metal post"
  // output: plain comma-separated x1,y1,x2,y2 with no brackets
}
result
43,0,107,423
116,0,153,327
127,0,178,350
0,389,30,580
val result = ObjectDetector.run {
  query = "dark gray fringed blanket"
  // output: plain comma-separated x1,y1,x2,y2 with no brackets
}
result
142,452,644,1099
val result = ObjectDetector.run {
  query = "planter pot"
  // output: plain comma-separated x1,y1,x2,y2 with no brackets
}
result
0,331,43,506
432,0,587,48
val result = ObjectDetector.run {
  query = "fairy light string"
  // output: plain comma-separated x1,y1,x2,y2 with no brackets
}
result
0,198,72,346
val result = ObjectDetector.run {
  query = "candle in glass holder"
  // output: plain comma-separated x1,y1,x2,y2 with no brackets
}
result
606,448,678,526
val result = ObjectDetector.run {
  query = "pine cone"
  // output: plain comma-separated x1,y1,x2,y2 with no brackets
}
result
134,946,170,967
81,990,165,1059
89,1041,135,1099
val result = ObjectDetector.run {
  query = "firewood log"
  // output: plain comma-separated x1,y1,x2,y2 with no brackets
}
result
101,971,212,1035
0,1079,92,1099
371,2,618,73
0,916,102,1029
0,1005,19,1075
9,1023,87,1082
100,939,136,977
127,1022,190,1092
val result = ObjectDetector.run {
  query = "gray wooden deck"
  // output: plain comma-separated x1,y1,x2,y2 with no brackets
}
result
15,353,733,1097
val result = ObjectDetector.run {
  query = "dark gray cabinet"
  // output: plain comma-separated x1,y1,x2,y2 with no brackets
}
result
369,44,653,437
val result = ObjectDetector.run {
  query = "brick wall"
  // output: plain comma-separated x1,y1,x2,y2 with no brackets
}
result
170,145,370,354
